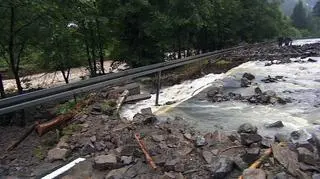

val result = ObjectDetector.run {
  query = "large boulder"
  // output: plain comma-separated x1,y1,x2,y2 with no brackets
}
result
265,121,284,128
208,157,234,179
240,133,262,146
47,148,69,161
243,73,255,81
238,123,258,134
297,147,317,166
241,77,251,87
242,148,260,163
94,154,119,170
207,87,222,98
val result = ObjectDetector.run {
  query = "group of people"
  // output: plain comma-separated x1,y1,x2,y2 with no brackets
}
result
278,37,293,47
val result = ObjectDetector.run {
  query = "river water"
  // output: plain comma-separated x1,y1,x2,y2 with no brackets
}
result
121,39,320,137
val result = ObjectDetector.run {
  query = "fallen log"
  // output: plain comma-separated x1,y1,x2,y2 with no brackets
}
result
7,121,39,151
134,133,157,170
115,90,129,114
36,113,75,136
36,97,93,136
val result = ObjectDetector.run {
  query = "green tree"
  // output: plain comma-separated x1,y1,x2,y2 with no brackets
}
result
0,0,49,93
291,1,308,29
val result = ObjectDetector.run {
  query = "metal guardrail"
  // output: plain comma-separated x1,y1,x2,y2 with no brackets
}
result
0,42,273,115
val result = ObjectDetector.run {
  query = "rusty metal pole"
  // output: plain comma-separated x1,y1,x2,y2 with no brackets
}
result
155,71,161,106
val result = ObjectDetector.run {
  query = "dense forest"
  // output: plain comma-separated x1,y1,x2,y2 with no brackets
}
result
0,0,319,95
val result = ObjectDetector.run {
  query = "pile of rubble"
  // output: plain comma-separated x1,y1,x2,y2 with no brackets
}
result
32,105,319,179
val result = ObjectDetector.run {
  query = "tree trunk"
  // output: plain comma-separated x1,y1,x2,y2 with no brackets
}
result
0,74,5,98
9,6,23,94
178,36,182,59
61,68,70,84
96,19,105,74
89,26,97,76
85,39,94,76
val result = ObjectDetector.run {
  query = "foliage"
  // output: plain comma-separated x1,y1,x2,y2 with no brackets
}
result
62,123,82,136
56,100,77,115
291,1,309,29
33,146,45,160
0,0,301,93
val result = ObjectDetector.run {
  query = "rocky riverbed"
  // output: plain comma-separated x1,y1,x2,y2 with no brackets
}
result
1,105,319,178
1,40,320,178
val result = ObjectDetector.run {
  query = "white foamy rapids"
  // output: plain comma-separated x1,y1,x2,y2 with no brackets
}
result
165,58,320,137
292,38,320,46
120,73,226,120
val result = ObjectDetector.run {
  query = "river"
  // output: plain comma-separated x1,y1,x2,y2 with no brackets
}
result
121,38,320,138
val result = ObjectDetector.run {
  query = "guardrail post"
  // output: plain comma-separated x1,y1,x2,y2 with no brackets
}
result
155,71,161,106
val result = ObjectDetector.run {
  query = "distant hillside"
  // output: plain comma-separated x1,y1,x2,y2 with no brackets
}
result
281,0,318,16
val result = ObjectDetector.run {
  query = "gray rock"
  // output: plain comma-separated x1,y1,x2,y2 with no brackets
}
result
255,87,263,94
296,141,315,152
165,101,176,105
243,168,266,179
183,133,192,140
264,90,277,97
105,165,131,179
90,136,97,143
166,135,180,148
238,123,258,134
95,141,106,151
275,133,289,143
242,148,260,163
243,73,255,80
260,95,270,104
140,107,152,115
248,96,258,103
308,58,317,62
233,155,248,170
277,97,287,104
240,133,262,146
153,155,166,166
152,135,165,142
274,172,289,179
56,137,69,149
164,159,179,171
202,151,213,164
174,162,185,172
94,154,119,170
272,144,299,177
266,121,284,128
313,173,320,179
81,142,95,155
209,157,234,179
120,145,138,156
133,113,157,124
297,147,317,166
241,77,251,87
270,97,278,104
47,148,69,161
207,87,222,98
121,156,133,165
195,135,207,147
261,137,274,148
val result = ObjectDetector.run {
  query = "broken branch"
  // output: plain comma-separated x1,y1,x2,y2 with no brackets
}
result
7,121,39,151
134,133,157,170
